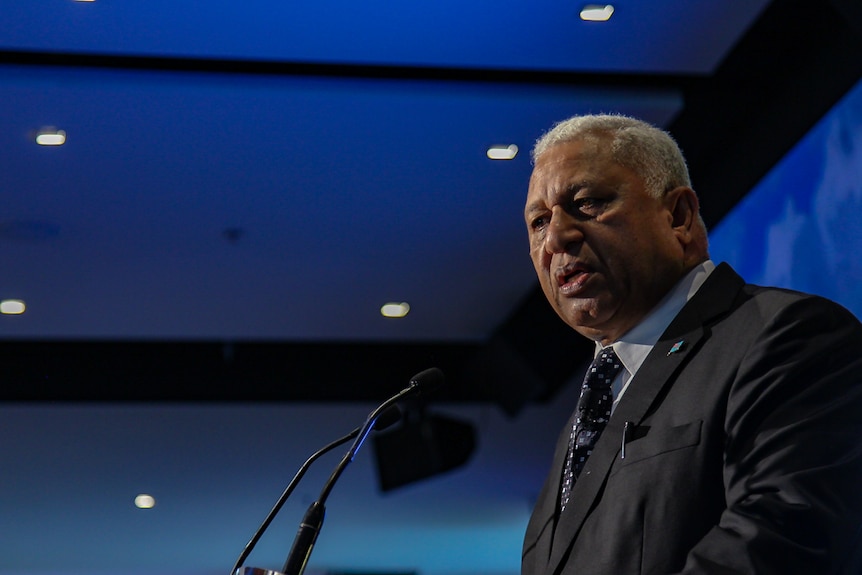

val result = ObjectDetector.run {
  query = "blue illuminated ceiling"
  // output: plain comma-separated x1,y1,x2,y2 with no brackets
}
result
5,1,766,73
0,0,790,349
0,0,773,347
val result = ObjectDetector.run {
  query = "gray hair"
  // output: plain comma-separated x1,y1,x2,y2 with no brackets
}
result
532,114,691,198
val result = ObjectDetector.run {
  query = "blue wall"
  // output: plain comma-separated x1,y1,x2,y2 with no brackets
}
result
709,77,862,319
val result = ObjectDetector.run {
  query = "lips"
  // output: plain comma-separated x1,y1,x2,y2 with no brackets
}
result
555,262,593,295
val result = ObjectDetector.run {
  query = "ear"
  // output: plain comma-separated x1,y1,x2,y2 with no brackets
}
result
664,186,699,245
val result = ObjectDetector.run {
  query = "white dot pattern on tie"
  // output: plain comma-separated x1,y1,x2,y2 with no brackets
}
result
560,346,623,511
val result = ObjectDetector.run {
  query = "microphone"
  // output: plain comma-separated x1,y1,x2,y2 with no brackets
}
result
280,367,445,575
406,367,446,397
230,405,402,575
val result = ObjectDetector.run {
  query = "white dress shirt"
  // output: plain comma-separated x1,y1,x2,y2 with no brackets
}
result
597,260,716,412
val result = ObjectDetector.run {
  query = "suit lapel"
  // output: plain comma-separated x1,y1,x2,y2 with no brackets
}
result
530,420,575,567
546,263,744,573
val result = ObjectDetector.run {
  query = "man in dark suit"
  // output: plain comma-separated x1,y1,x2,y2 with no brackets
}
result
521,114,862,574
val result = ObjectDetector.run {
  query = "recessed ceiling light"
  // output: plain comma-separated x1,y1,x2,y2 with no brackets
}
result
486,144,519,160
35,130,66,146
0,300,26,315
381,302,410,318
134,494,156,509
580,4,614,22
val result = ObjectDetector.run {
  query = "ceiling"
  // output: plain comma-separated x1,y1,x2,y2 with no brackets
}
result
2,1,862,575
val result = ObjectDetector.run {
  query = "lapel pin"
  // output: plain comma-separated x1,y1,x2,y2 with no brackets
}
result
667,340,685,356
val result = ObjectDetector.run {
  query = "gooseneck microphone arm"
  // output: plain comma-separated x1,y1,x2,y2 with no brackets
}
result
281,368,445,575
230,405,403,575
319,382,417,503
229,430,358,575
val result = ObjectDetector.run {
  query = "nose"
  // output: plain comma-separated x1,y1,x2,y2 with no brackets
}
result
544,207,583,255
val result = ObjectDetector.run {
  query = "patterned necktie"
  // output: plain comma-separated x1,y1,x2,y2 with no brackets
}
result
560,346,623,511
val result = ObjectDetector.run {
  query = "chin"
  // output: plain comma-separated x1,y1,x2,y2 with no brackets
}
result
560,312,602,333
560,306,615,336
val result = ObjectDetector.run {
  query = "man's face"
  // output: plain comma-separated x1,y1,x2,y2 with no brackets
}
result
524,138,688,345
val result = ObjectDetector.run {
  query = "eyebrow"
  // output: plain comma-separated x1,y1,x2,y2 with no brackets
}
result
524,201,546,219
565,180,592,194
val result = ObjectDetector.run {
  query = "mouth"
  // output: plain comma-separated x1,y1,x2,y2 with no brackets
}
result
555,262,593,294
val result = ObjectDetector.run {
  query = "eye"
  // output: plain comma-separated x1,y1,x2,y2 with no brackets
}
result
529,214,550,231
572,197,608,218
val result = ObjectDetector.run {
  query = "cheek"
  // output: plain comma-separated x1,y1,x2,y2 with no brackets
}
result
529,245,549,271
529,256,556,295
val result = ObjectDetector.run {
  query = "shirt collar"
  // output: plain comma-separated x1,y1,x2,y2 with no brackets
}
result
597,260,716,376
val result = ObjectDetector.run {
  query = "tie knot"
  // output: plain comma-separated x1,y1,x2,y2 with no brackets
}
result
586,347,622,388
574,347,622,420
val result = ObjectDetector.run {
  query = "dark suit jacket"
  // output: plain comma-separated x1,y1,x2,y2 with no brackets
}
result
522,263,862,575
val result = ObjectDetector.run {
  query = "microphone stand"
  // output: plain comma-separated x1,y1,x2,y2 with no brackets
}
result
229,431,359,575
280,385,419,575
234,368,444,575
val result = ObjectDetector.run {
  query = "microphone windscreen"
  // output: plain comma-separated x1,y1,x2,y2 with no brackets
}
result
409,367,445,395
373,405,402,431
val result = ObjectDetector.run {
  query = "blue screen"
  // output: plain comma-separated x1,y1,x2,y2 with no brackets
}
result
709,77,862,320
